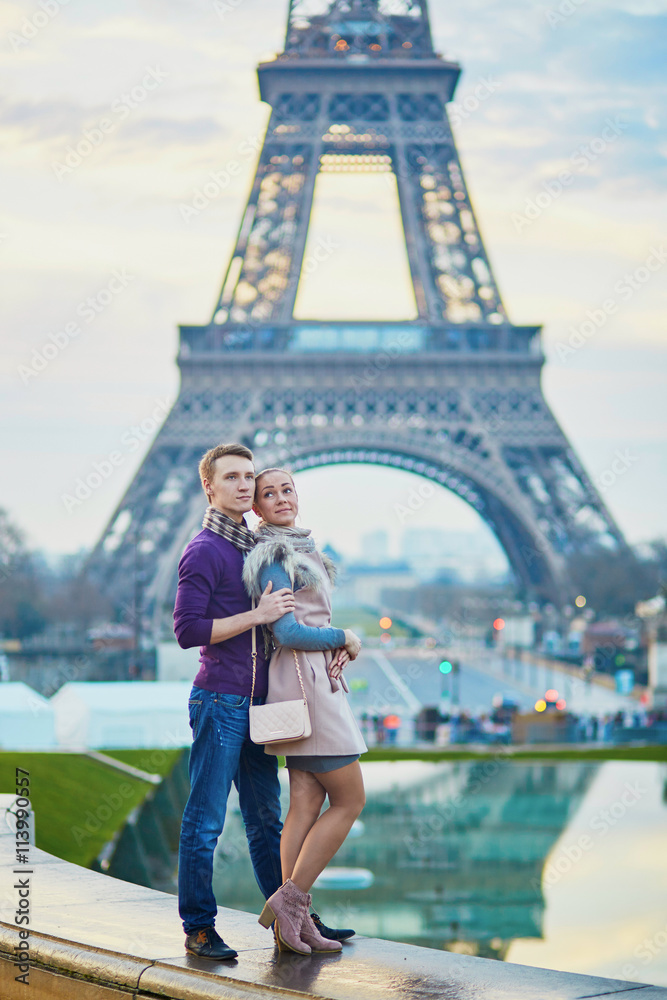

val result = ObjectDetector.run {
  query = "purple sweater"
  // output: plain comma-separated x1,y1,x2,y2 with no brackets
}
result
173,528,267,696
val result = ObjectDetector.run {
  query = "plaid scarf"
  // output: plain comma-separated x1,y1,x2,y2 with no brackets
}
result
202,506,256,553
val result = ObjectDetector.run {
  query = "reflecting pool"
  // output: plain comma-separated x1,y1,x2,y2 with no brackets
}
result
212,759,667,986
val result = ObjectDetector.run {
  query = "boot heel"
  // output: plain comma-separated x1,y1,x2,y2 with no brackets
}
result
275,926,289,953
275,921,310,955
258,902,276,928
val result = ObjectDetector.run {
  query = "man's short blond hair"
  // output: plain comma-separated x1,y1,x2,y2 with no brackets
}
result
199,443,254,499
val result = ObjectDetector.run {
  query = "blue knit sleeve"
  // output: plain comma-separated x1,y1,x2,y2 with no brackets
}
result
259,560,346,650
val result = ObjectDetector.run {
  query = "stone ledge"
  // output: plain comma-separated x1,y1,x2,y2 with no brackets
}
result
2,839,667,1000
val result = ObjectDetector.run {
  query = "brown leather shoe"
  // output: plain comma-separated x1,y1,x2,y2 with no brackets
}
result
185,926,237,960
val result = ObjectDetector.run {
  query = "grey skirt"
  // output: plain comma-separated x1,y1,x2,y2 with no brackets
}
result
284,753,360,773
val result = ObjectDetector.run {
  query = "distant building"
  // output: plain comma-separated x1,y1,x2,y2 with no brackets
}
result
335,561,419,607
360,530,390,565
399,527,508,583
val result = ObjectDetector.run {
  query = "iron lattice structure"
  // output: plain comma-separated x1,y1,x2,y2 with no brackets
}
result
89,0,624,627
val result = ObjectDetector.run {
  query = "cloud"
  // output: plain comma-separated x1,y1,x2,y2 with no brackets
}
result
0,97,84,142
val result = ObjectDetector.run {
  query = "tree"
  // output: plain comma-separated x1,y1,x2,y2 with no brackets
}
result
44,551,112,629
568,542,664,617
0,508,47,638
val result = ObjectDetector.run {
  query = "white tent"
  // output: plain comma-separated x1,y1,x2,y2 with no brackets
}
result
157,641,199,682
51,682,192,749
0,682,56,749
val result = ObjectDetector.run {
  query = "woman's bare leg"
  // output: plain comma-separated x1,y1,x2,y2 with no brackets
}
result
280,768,326,882
289,761,365,894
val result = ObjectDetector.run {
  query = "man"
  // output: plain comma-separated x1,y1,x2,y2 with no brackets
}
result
174,443,352,960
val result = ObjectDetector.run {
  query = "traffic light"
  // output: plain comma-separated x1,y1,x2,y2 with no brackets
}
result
488,618,505,645
439,659,460,707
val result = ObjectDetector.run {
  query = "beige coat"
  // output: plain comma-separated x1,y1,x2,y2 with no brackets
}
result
261,550,367,758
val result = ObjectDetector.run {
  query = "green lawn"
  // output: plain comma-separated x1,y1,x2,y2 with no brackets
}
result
0,750,177,868
103,747,183,776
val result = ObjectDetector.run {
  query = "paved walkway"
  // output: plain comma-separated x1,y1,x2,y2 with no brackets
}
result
1,837,667,1000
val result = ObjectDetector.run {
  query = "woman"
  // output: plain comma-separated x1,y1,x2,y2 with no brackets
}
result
242,467,366,955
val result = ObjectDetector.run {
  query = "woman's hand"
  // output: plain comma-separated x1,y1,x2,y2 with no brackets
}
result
329,647,351,680
343,629,361,660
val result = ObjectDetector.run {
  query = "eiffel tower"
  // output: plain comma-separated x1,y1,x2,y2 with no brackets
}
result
89,0,625,628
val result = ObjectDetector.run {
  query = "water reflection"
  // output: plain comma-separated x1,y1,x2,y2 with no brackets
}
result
213,759,597,958
508,760,667,984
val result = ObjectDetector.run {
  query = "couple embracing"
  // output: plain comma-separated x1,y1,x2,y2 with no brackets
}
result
174,442,367,959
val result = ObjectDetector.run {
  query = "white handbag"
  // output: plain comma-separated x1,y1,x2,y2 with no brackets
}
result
248,621,312,746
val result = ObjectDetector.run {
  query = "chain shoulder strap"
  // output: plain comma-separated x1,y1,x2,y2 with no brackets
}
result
250,602,257,701
291,649,308,705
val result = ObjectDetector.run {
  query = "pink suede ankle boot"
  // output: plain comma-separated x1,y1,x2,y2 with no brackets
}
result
258,879,311,955
299,904,343,953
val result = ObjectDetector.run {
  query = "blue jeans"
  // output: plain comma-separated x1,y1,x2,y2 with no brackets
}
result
178,686,283,933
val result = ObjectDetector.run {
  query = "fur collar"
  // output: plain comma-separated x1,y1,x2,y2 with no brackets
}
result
243,537,336,600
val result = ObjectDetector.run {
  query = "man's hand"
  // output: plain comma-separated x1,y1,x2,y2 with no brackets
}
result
208,581,294,644
343,629,362,660
255,580,296,624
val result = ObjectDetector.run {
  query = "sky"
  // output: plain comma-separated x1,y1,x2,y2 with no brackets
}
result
1,0,666,563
